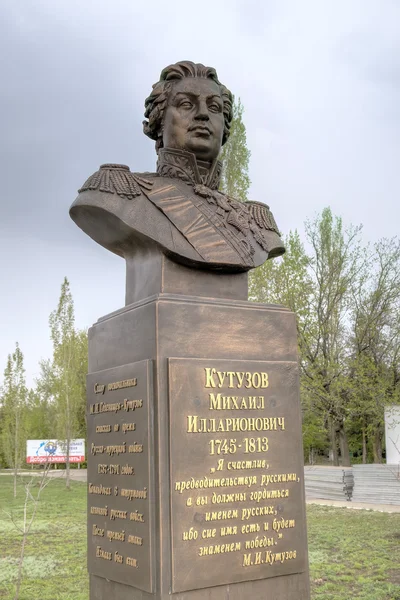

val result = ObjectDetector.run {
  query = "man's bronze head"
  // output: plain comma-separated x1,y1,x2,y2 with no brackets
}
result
143,61,233,162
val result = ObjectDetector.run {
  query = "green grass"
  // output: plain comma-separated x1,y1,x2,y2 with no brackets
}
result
0,476,88,600
0,476,399,599
308,505,400,599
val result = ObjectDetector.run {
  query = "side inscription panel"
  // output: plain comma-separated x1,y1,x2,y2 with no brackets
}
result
87,359,154,593
169,358,307,593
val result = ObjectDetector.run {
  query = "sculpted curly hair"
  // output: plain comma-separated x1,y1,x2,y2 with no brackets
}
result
143,61,233,154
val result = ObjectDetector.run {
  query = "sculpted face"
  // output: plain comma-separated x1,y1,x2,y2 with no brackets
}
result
162,77,225,162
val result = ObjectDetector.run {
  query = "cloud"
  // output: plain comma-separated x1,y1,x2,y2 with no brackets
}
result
0,0,399,384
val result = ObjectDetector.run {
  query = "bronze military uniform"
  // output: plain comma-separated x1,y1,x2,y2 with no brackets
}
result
71,147,284,272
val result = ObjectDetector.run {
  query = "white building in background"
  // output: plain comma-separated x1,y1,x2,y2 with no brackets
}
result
385,406,400,465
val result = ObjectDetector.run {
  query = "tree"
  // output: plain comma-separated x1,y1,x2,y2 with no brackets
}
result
42,277,87,489
302,404,330,464
219,97,251,201
25,388,54,442
250,230,326,462
73,329,89,439
249,229,313,321
0,343,28,498
300,208,364,466
250,209,365,465
249,207,400,465
348,237,400,461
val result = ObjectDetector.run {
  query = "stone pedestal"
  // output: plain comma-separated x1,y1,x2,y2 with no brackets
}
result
86,265,310,599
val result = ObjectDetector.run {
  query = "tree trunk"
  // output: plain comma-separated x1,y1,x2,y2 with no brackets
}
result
15,481,30,600
362,428,367,464
14,413,19,499
14,527,27,600
14,473,48,600
14,464,17,499
65,385,71,490
329,417,339,466
66,433,71,490
373,429,383,463
337,421,351,467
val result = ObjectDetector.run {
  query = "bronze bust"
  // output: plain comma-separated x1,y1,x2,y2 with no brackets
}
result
70,61,284,273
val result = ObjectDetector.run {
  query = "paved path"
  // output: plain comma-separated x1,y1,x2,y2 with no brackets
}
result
47,469,87,482
307,497,400,513
0,468,87,482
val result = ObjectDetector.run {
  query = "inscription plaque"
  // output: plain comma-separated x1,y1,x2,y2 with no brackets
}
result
169,358,307,593
86,360,154,593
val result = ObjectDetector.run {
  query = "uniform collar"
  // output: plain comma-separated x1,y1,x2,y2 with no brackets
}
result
156,147,223,191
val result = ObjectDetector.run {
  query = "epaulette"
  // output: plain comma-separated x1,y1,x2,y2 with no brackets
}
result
78,164,153,200
246,200,280,235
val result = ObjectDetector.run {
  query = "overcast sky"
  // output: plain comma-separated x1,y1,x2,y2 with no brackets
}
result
1,0,399,386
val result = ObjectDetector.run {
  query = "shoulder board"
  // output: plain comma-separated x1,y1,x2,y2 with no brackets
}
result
78,164,153,199
246,201,280,235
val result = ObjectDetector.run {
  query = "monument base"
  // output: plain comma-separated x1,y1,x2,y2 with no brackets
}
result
86,292,310,600
90,570,310,600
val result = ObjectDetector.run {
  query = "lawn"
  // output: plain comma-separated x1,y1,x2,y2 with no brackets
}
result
0,475,399,600
307,505,400,600
0,476,88,600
